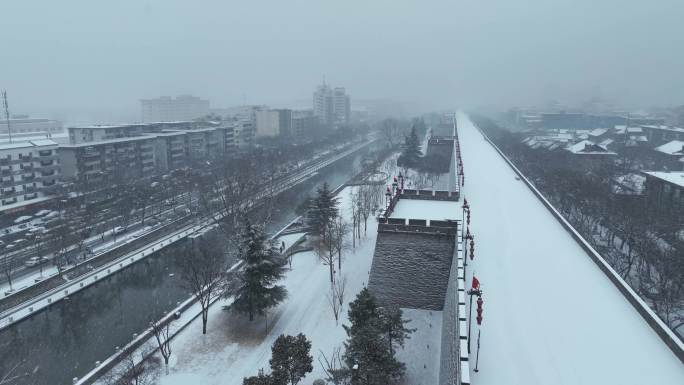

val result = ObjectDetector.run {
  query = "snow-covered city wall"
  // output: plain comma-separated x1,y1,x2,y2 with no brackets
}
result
478,124,684,363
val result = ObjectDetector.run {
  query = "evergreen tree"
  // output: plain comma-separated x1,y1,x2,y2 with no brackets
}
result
234,218,287,321
270,333,314,385
243,372,275,385
342,289,406,385
397,126,422,168
307,182,339,237
378,307,415,355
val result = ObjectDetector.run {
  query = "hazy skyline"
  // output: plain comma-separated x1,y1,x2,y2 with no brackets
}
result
1,0,683,123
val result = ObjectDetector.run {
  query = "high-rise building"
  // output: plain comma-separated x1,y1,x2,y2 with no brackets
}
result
333,87,350,125
313,83,333,126
313,82,350,127
140,95,210,122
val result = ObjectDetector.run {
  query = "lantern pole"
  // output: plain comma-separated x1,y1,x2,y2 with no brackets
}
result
467,285,482,353
474,329,481,372
474,295,484,372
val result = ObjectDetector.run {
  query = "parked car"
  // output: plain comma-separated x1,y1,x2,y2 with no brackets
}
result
34,209,52,217
43,211,59,220
28,226,46,234
113,226,126,235
25,256,44,267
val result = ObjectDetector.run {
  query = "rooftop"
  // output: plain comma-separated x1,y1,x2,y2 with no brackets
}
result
59,135,158,148
654,140,684,156
390,199,461,222
0,139,58,150
643,171,684,188
566,140,617,155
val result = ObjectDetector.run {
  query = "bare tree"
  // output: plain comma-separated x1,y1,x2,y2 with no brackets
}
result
318,347,351,385
331,217,349,272
335,274,347,309
102,347,160,385
0,254,18,292
179,233,225,334
379,118,403,148
316,222,337,285
150,319,173,374
328,284,342,324
349,189,361,249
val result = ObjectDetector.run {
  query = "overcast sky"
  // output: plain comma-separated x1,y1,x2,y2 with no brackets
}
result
1,0,682,123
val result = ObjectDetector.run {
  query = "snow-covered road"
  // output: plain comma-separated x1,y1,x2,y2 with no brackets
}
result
458,112,684,384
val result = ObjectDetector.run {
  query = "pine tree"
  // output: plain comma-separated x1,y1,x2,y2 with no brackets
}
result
234,218,287,321
342,289,406,385
397,126,422,168
270,333,314,385
307,182,339,238
378,307,415,356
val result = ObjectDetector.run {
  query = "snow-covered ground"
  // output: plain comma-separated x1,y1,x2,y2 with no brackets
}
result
395,308,442,385
155,187,382,385
457,112,684,384
391,199,460,222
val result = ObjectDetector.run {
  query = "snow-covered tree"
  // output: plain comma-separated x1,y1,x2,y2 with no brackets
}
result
341,288,407,385
307,182,339,238
378,307,414,356
270,333,314,385
233,218,287,321
397,126,422,169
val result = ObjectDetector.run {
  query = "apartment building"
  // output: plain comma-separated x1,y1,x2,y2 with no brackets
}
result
0,139,60,210
59,136,158,181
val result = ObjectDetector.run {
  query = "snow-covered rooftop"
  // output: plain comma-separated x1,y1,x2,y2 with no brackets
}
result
566,140,617,155
654,140,684,156
643,171,684,188
588,128,608,137
390,199,461,221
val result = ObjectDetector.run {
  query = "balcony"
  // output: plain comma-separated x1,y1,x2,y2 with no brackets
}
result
2,189,16,197
22,174,35,182
24,193,38,200
38,150,53,157
41,170,56,177
40,159,54,167
2,197,17,205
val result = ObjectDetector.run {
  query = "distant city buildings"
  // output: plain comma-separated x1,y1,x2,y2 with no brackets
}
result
255,109,292,138
0,139,59,210
140,95,210,122
313,82,350,127
0,117,63,136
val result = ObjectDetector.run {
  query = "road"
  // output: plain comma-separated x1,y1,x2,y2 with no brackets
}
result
457,111,684,385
